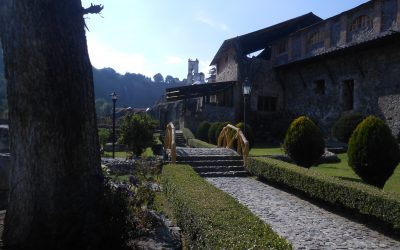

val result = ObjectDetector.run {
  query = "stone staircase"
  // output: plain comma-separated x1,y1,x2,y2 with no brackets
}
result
175,130,186,147
175,148,248,177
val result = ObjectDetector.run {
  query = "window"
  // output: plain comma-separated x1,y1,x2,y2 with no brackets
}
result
342,79,354,111
257,96,277,112
209,95,217,103
313,80,325,95
350,15,372,32
277,40,288,54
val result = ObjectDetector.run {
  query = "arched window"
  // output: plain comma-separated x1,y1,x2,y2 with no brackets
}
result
350,15,372,32
308,31,324,47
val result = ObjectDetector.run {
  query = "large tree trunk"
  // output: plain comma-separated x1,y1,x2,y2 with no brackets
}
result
0,1,103,249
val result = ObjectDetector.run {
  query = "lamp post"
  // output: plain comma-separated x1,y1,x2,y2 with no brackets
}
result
110,92,118,159
242,78,252,137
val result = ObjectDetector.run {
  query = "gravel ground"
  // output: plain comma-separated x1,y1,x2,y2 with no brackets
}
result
206,177,400,250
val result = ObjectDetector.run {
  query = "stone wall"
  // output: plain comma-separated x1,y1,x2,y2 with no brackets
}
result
271,0,400,66
276,39,400,136
216,46,238,82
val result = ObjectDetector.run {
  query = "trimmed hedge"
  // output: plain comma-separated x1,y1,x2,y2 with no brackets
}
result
283,116,325,168
187,138,217,148
162,164,292,249
182,127,195,141
348,116,400,188
196,121,211,142
246,157,400,235
208,122,221,144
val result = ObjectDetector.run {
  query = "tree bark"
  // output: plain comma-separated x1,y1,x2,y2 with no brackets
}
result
0,1,103,249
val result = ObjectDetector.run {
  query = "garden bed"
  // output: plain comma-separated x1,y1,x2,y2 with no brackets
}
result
161,164,291,249
246,157,400,236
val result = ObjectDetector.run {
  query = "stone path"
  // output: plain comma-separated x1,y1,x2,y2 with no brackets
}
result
206,177,400,249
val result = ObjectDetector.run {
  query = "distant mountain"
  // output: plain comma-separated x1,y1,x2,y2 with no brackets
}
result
92,67,185,108
0,49,183,118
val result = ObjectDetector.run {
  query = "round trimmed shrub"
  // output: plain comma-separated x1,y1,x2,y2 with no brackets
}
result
236,122,254,149
283,116,325,168
332,112,364,143
215,122,229,144
208,122,222,144
348,116,400,188
196,121,211,142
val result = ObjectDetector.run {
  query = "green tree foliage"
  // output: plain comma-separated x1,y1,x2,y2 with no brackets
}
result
95,98,113,117
153,73,164,83
92,67,184,108
98,128,110,149
283,116,325,168
196,121,211,142
236,122,254,148
348,116,400,188
119,114,158,156
332,112,364,143
208,122,222,144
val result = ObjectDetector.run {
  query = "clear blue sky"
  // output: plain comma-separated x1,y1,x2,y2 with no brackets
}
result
82,0,368,80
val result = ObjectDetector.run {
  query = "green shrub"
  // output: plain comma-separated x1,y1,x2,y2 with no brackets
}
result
182,127,195,141
98,128,110,149
187,138,217,148
162,164,291,249
119,114,158,156
348,116,400,188
283,116,325,168
208,122,221,144
215,122,229,143
196,121,211,142
246,157,400,236
236,122,254,148
332,112,364,143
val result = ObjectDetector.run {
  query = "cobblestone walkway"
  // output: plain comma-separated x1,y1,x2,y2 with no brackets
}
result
206,177,400,249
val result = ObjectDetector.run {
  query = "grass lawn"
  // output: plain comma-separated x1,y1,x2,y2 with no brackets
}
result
102,151,129,158
250,143,284,156
250,143,400,194
311,153,400,194
102,147,154,159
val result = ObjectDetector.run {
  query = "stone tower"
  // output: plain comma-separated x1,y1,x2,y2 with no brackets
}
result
187,58,201,84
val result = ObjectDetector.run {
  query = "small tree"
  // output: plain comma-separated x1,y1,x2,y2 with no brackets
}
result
348,116,400,188
283,116,325,168
119,114,158,157
98,128,110,150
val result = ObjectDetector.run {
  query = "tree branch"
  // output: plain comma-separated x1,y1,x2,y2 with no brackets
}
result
82,3,104,15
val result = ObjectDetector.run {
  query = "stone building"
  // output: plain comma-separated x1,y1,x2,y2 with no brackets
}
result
166,0,400,138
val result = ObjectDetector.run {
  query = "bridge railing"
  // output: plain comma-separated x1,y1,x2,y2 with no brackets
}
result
164,122,176,163
217,124,249,162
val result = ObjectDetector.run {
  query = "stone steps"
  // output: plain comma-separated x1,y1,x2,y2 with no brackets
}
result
175,131,186,147
175,147,247,178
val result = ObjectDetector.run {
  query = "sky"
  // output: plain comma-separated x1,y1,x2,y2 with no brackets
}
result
82,0,369,80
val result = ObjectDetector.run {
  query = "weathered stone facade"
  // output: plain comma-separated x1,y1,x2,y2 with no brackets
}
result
215,47,238,82
209,0,400,137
